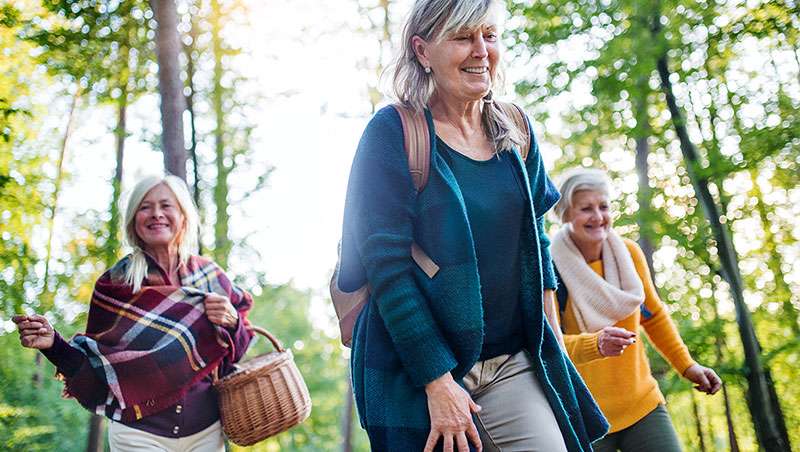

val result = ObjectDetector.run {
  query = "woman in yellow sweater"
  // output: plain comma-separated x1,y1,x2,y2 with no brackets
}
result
549,168,721,452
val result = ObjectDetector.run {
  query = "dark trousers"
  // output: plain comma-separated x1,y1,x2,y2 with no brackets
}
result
592,404,682,452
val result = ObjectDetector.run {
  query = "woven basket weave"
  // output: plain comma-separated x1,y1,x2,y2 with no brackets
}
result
214,326,312,446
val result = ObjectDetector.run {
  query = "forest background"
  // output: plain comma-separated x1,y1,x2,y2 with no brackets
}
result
1,0,799,451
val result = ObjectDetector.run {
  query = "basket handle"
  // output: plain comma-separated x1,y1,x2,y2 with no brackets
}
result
211,325,285,384
249,325,285,353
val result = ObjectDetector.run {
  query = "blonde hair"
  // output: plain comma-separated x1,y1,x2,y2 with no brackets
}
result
390,0,526,153
122,175,199,292
553,168,611,223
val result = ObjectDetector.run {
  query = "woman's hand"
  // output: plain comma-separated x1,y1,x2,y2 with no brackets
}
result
12,315,55,350
204,293,239,329
597,326,636,357
683,364,722,395
424,373,482,452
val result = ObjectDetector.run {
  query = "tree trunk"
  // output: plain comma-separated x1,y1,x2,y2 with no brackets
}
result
107,91,127,266
210,0,231,267
341,362,354,452
691,391,708,452
86,414,105,452
150,0,186,180
711,282,741,452
656,53,790,452
184,13,203,254
632,80,657,277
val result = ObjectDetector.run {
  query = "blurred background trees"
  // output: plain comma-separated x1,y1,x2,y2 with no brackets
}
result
1,0,798,450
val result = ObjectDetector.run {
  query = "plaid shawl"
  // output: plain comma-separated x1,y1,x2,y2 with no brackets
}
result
62,254,253,422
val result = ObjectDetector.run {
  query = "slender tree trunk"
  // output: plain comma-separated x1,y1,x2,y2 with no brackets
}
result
691,391,708,452
184,14,203,254
711,282,741,452
107,91,127,265
210,0,231,267
656,52,789,452
341,363,354,452
86,414,105,452
35,90,80,387
43,91,79,305
150,0,186,180
633,81,657,276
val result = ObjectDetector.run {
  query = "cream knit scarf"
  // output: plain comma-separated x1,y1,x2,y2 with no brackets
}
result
551,226,644,333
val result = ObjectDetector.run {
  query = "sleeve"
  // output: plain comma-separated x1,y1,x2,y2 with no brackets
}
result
563,331,605,365
226,287,254,364
211,263,255,365
342,107,457,387
629,240,696,374
40,331,88,378
523,116,561,290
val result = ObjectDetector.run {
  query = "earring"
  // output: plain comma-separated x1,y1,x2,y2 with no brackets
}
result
424,66,431,74
482,90,494,104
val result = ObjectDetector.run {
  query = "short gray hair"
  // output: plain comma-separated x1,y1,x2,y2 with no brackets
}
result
390,0,526,153
121,175,199,292
553,168,611,223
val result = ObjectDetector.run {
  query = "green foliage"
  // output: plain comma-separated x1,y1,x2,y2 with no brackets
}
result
511,0,800,448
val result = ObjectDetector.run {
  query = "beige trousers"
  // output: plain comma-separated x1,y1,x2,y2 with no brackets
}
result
108,420,225,452
463,351,568,452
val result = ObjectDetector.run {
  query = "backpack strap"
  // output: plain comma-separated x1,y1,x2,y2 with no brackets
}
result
392,103,431,192
496,101,531,161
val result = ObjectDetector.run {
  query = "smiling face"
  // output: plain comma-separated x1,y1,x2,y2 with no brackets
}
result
413,15,501,103
133,183,186,253
565,190,612,248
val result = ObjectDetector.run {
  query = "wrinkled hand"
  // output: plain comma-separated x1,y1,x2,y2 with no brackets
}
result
204,293,238,329
424,373,482,452
683,364,722,395
12,314,55,350
597,326,636,357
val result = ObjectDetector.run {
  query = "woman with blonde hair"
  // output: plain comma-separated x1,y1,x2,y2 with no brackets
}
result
337,0,608,450
13,175,254,451
550,168,721,452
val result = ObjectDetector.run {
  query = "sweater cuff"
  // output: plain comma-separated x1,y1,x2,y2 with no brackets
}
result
674,356,698,376
41,332,84,377
577,332,605,364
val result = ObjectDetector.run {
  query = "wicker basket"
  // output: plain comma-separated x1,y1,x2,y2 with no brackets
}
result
214,326,312,446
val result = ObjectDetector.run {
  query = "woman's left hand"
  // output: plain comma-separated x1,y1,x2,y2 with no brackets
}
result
204,293,239,329
683,364,722,395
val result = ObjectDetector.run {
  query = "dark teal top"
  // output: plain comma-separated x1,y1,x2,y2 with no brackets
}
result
438,138,526,360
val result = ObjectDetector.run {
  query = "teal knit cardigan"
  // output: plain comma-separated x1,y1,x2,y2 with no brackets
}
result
339,106,608,451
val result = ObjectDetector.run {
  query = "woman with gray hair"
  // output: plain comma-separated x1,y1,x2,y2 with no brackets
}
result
13,175,254,451
338,0,608,450
550,168,721,452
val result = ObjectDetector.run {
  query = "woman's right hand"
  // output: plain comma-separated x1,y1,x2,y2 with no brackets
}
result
597,326,636,357
424,373,482,452
11,314,55,350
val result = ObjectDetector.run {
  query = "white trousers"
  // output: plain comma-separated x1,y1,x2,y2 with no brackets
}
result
108,420,225,452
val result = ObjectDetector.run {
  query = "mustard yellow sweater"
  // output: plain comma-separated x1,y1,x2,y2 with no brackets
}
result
558,238,696,433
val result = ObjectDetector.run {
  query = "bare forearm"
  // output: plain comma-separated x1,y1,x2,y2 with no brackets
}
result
543,289,565,350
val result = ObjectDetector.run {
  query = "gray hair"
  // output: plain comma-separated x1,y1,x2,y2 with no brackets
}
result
122,175,199,292
553,168,611,223
390,0,526,153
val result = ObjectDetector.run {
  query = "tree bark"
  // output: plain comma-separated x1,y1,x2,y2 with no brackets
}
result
656,53,790,452
184,13,203,254
210,0,231,267
691,391,708,452
150,0,186,180
633,79,657,277
85,413,105,452
341,362,354,452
